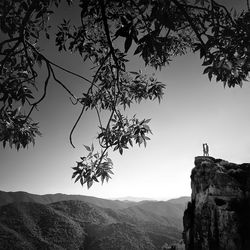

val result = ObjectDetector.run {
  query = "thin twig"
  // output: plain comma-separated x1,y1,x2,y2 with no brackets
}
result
99,0,119,68
99,0,121,150
25,61,51,121
48,59,93,85
69,105,86,148
50,66,78,100
27,41,93,85
90,51,112,92
95,107,103,129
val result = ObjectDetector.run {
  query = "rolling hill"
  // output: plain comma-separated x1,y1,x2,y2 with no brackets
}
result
0,190,133,209
0,191,189,249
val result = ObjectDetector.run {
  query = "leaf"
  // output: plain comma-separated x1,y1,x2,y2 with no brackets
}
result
107,157,112,163
134,45,143,55
203,66,212,75
74,175,81,183
119,147,123,155
84,145,91,151
92,176,99,182
128,138,133,147
202,57,213,66
114,26,129,38
87,179,93,189
208,71,213,81
144,119,151,124
101,175,105,184
125,36,132,53
200,47,206,59
80,177,84,186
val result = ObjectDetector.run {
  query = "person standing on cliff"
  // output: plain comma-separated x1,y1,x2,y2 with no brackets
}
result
205,143,209,156
203,143,209,156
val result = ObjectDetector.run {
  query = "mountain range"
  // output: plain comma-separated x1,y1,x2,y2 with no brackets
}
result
0,191,189,249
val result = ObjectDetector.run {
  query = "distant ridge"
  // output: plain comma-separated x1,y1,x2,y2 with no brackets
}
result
114,196,155,202
0,190,190,230
0,191,190,249
0,190,135,209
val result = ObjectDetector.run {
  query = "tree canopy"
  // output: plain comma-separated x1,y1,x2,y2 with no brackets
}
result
1,0,250,188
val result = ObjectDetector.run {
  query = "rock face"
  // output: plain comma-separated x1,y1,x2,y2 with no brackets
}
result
183,156,250,250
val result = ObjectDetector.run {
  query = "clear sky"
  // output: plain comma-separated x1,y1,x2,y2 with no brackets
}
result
1,0,250,200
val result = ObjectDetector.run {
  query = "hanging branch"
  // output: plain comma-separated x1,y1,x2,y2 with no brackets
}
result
50,66,78,101
68,51,112,147
69,105,86,148
25,61,51,121
99,0,119,69
27,42,93,85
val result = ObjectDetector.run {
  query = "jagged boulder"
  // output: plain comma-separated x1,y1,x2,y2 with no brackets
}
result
183,156,250,250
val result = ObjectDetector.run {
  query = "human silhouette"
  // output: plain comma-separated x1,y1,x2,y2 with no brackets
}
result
205,143,209,156
203,143,209,156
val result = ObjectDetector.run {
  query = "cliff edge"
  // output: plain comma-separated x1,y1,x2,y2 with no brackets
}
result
183,156,250,250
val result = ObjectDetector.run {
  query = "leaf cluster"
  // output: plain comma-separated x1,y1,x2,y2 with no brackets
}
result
98,112,152,155
199,10,250,87
72,144,114,188
0,108,41,150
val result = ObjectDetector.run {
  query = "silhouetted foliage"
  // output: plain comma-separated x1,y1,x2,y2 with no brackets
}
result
1,0,249,187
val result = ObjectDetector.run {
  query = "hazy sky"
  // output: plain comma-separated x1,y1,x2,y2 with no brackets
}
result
1,0,250,200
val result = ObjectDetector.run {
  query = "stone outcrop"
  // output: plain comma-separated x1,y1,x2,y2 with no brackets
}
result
183,156,250,250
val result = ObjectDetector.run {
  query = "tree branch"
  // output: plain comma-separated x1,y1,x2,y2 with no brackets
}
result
50,66,77,101
171,0,206,48
212,0,235,25
0,0,37,74
25,61,51,121
69,104,86,148
99,0,119,68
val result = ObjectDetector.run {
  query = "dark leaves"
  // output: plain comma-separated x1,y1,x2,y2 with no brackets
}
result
125,36,132,53
0,109,42,150
71,145,114,188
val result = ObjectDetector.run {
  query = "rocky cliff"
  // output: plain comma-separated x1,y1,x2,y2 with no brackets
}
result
183,156,250,250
